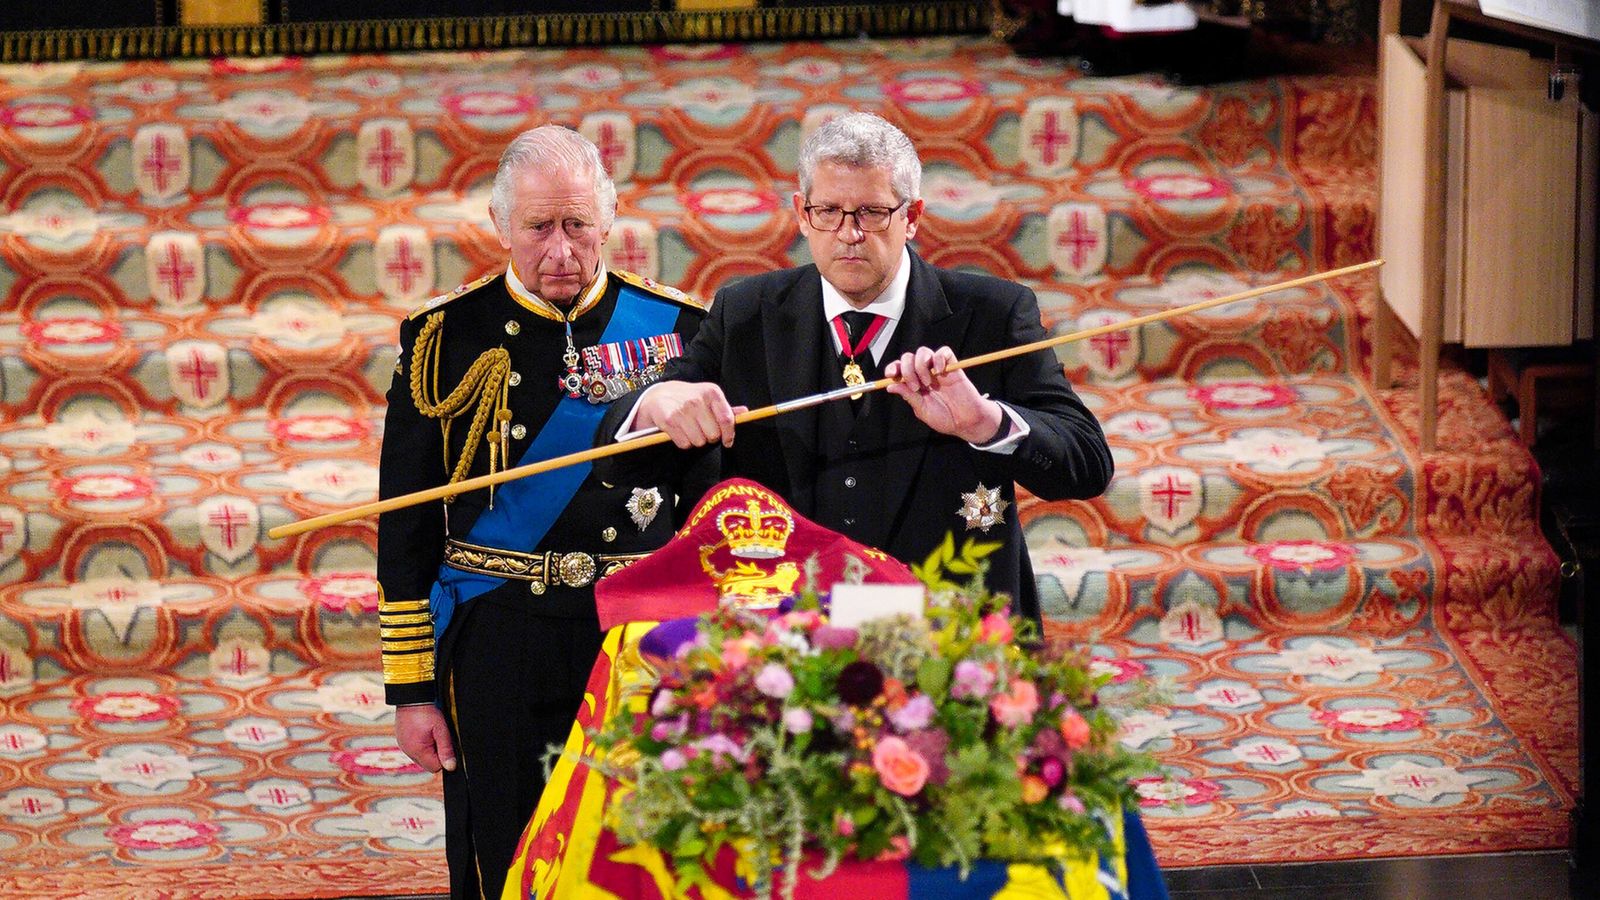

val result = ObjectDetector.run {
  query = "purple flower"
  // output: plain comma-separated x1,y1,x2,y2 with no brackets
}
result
755,663,795,699
1032,726,1068,762
1038,756,1065,788
950,660,996,700
812,625,860,650
650,713,688,742
832,709,857,732
888,694,936,732
692,733,748,763
660,749,687,771
1058,791,1086,814
837,660,885,705
901,728,951,786
783,707,814,734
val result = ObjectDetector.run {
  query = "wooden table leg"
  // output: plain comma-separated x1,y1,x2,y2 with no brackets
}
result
1418,0,1451,453
1373,289,1394,388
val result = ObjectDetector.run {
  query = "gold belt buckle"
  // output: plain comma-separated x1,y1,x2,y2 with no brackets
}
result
556,551,598,588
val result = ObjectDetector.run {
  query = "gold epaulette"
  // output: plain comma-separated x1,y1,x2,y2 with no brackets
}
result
407,272,499,321
611,270,706,311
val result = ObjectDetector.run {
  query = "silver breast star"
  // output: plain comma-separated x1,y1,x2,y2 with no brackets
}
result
957,483,1008,532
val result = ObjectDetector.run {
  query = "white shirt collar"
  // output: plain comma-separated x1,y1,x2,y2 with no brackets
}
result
820,246,910,327
505,262,608,321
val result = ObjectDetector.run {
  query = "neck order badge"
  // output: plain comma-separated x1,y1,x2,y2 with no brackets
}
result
832,310,886,399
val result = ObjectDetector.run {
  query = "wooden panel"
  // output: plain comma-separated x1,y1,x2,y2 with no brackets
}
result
1461,83,1579,346
1378,35,1430,342
1578,104,1597,342
1442,90,1465,343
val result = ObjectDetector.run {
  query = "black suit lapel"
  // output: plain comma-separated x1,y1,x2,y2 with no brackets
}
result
874,253,972,537
763,271,826,511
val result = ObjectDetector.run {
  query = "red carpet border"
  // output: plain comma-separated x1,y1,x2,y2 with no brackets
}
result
0,34,1576,895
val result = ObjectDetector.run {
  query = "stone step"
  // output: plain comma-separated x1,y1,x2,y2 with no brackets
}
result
0,40,1372,209
2,522,1554,680
0,369,1534,600
0,302,397,421
0,184,1363,422
1025,530,1559,644
0,157,1367,323
0,407,384,588
1035,267,1365,383
1040,370,1538,545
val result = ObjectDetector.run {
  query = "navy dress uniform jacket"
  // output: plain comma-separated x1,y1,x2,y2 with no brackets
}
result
376,269,710,899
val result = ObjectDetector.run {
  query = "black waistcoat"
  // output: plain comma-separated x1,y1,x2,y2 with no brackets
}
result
811,316,898,550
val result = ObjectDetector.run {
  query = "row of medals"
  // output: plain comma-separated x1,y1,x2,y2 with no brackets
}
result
560,342,668,404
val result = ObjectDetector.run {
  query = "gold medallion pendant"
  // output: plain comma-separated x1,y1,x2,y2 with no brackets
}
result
842,360,865,399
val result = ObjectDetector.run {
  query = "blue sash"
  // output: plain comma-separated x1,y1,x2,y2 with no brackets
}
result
429,284,680,644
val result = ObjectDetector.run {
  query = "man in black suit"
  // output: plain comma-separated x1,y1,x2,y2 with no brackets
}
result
603,112,1112,625
376,125,709,898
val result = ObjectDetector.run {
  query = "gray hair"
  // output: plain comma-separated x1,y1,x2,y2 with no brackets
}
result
489,125,618,233
797,111,922,204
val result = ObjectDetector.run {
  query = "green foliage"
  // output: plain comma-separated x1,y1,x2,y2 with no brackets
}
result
585,543,1157,899
911,534,1001,592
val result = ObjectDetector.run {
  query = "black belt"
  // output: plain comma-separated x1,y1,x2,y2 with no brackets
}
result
443,539,648,595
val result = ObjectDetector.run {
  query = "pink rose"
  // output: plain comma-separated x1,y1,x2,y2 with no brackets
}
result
979,612,1014,644
872,736,930,797
722,638,752,671
1059,707,1091,750
989,679,1040,728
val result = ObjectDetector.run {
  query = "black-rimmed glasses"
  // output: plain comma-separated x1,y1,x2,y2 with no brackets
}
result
801,201,907,232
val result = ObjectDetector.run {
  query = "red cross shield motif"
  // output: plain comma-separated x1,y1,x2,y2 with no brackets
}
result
1077,309,1139,380
603,218,659,280
0,643,30,693
1020,99,1080,176
1138,465,1202,534
1048,202,1108,278
132,124,191,201
146,232,205,307
0,506,25,570
165,340,230,408
196,496,259,565
579,112,636,184
357,119,416,194
374,226,435,303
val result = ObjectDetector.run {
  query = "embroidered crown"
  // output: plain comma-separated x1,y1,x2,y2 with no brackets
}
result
717,499,794,559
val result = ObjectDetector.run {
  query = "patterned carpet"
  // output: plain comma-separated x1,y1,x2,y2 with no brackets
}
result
0,34,1575,899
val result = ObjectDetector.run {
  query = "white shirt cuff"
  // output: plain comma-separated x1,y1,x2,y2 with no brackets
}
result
970,401,1030,454
614,383,667,441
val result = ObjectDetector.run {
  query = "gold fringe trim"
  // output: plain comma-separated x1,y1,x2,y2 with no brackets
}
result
1,3,988,62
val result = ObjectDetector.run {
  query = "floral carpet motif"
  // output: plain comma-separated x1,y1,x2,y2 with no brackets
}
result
0,32,1574,898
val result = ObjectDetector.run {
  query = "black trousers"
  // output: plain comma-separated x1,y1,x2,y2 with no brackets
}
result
437,592,603,899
